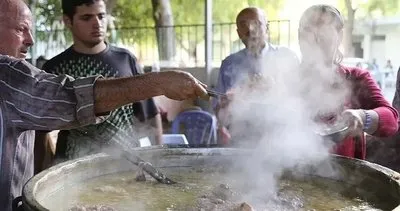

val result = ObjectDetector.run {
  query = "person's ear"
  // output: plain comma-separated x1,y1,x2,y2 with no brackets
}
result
337,29,344,45
237,28,244,40
63,15,73,29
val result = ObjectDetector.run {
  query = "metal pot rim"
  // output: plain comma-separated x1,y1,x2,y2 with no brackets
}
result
22,147,400,211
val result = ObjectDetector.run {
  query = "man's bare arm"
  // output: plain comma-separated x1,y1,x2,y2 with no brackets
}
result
94,71,208,115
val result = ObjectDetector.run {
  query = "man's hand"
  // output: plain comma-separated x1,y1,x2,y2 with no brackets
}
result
342,109,379,136
341,109,364,137
158,71,209,101
94,70,209,115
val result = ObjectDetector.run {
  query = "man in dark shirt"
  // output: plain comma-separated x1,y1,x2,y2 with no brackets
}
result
37,0,162,163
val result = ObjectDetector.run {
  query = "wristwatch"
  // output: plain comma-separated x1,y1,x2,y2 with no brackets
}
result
363,110,372,132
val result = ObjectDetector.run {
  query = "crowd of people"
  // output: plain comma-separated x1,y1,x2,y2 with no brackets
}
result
0,0,400,210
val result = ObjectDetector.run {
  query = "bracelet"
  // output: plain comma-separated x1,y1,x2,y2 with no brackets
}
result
363,110,372,131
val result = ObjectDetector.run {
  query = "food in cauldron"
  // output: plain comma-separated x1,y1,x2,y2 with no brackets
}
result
92,186,127,195
24,148,400,211
49,167,383,211
68,205,116,211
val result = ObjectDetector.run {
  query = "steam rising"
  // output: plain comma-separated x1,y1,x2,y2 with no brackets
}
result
57,117,156,210
222,18,351,208
58,7,355,210
246,19,268,57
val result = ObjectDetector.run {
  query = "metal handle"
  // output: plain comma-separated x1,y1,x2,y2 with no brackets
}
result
12,196,24,211
206,89,227,98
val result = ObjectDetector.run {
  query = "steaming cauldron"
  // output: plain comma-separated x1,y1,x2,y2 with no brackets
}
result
21,147,400,210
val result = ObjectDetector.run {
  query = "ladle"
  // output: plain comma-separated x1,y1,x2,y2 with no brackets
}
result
104,124,177,184
118,89,225,185
122,151,176,184
206,89,227,98
122,89,226,184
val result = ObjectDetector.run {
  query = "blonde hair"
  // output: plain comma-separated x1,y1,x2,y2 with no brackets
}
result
299,4,345,64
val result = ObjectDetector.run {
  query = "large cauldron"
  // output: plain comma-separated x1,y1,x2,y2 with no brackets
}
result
21,147,400,211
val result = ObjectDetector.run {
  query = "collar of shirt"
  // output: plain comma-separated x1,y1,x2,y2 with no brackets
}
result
243,41,270,58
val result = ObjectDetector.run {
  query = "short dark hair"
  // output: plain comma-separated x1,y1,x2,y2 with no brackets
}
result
62,0,104,19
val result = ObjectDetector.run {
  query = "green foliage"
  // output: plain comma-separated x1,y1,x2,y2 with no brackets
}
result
246,0,285,19
31,0,287,61
170,0,284,25
361,0,399,17
339,0,400,19
34,0,285,29
111,0,153,28
35,0,62,30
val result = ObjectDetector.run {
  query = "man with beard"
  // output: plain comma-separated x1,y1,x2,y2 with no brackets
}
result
35,0,162,168
212,7,299,146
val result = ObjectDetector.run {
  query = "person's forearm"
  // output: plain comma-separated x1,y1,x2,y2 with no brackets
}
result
358,108,399,137
1,58,103,130
94,73,162,115
358,109,379,135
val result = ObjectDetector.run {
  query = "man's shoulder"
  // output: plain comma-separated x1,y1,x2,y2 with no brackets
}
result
108,45,137,59
43,48,74,69
223,49,246,60
0,54,19,63
0,55,35,70
267,44,300,67
269,44,298,57
221,49,246,67
340,65,372,80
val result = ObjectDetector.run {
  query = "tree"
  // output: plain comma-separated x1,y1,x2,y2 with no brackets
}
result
169,0,286,61
151,0,176,61
343,0,355,57
361,0,399,17
31,0,286,63
341,0,399,57
27,0,38,63
106,0,117,14
34,0,62,30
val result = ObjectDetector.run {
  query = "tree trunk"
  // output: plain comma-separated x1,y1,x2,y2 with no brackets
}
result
28,0,37,65
106,0,117,14
151,0,176,62
343,0,355,57
106,0,118,44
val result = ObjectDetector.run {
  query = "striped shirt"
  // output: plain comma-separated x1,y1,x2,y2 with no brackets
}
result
0,55,105,210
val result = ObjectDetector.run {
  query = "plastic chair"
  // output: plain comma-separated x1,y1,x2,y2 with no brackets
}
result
162,134,189,145
171,110,217,145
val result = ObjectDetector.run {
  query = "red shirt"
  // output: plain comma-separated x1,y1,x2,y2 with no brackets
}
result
329,66,398,159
